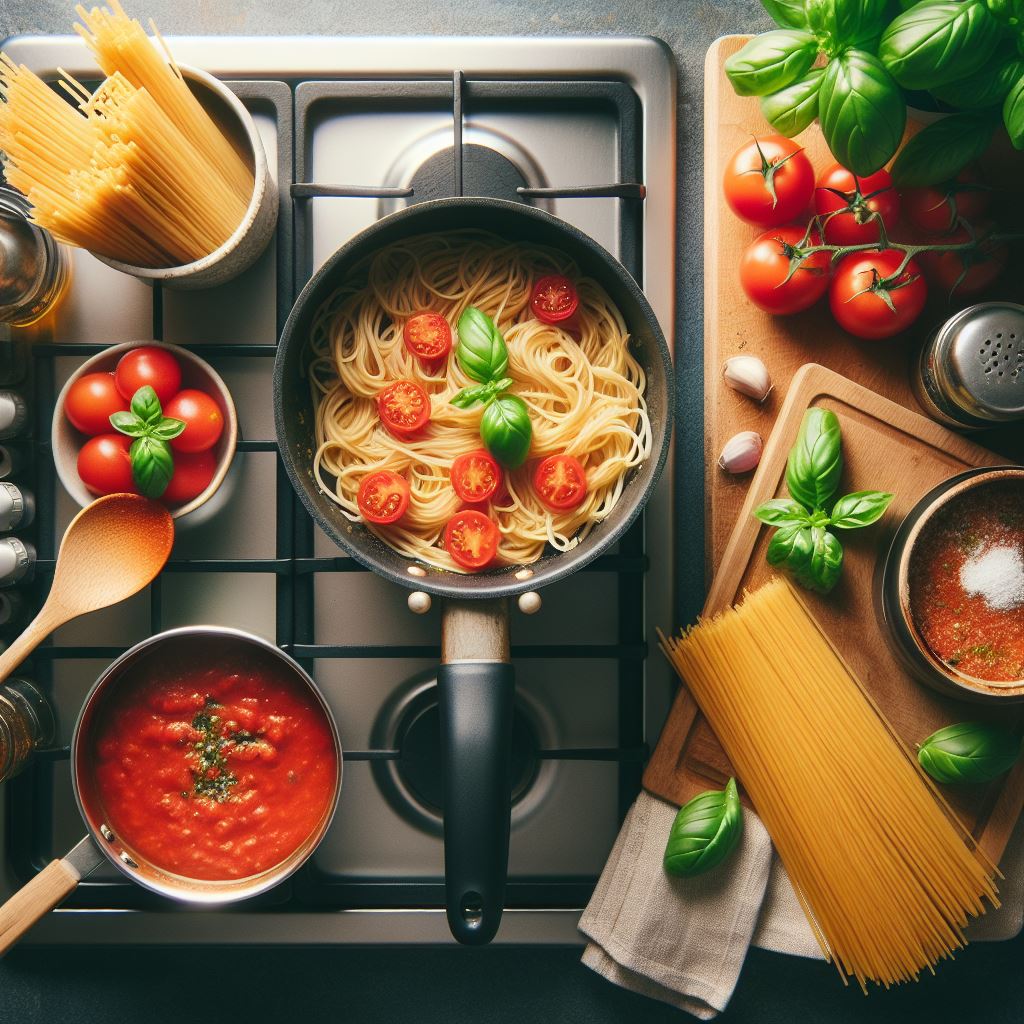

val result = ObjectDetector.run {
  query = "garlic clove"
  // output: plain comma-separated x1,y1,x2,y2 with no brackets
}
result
723,354,772,403
718,430,763,474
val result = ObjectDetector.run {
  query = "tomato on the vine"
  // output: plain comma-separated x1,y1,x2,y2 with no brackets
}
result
918,225,1008,299
813,164,900,245
723,136,815,227
829,250,927,341
739,225,830,315
902,166,990,235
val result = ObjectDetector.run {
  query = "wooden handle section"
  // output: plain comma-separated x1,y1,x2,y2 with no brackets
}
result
441,599,509,663
0,858,80,955
0,606,59,685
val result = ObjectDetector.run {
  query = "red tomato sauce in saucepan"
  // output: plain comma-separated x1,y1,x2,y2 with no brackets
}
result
90,654,337,881
909,483,1024,683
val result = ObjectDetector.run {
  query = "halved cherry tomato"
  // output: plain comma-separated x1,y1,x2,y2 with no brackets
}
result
377,380,431,437
357,470,410,525
723,136,814,227
533,454,588,511
530,275,580,326
403,312,452,366
77,434,135,496
163,389,224,453
739,226,830,315
161,449,217,505
451,449,502,504
65,372,127,436
813,164,900,246
829,250,927,341
444,509,499,570
114,346,182,405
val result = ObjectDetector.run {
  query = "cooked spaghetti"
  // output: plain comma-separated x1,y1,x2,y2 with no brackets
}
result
659,579,999,992
0,2,253,267
308,230,651,572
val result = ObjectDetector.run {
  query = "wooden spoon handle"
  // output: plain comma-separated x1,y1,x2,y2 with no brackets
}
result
0,859,80,955
0,605,61,685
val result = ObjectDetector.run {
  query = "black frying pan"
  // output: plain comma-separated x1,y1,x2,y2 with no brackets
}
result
274,197,672,944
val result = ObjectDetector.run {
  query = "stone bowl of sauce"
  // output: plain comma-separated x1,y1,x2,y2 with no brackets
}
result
878,467,1024,703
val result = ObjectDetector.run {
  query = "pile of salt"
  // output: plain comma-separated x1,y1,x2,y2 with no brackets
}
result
960,545,1024,611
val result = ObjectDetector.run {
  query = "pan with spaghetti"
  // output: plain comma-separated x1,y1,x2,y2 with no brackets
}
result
274,198,673,946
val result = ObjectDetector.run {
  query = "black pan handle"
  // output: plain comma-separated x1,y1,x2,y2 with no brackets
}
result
438,599,514,945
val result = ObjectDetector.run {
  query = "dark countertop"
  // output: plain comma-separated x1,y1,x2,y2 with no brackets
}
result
1,1,1022,1021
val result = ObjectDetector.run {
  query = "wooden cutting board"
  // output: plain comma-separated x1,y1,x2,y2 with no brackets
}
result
645,363,1024,864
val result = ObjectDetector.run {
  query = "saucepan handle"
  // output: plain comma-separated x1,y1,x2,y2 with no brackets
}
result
438,599,514,946
0,860,80,956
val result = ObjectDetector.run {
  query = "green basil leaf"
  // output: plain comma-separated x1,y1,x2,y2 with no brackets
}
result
663,778,743,878
450,384,490,410
762,0,810,28
766,522,815,567
807,0,887,50
828,489,895,528
109,410,147,437
130,385,163,426
1004,72,1024,148
150,416,186,441
818,49,906,175
918,722,1021,784
785,407,843,512
880,1,1002,91
760,69,824,136
985,0,1024,25
130,435,174,499
456,307,509,384
753,497,813,526
890,114,996,187
480,395,532,468
804,526,844,593
724,30,820,98
931,55,1024,110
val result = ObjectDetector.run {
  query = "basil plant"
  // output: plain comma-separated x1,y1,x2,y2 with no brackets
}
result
728,0,1024,183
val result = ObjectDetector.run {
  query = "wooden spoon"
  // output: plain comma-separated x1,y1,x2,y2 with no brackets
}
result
0,493,174,679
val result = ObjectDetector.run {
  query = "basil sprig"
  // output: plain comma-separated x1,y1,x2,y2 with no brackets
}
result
663,778,743,878
451,307,533,468
753,408,893,594
917,722,1022,784
109,385,184,499
724,30,819,97
890,113,996,188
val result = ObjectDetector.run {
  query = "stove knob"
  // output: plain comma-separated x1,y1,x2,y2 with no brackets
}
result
0,392,27,440
0,483,33,531
0,444,23,480
0,537,34,586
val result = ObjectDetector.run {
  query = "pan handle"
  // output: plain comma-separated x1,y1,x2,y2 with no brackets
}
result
439,599,514,946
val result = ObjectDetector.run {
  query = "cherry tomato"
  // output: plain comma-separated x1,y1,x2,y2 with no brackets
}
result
723,135,814,227
829,250,927,341
377,380,431,437
114,346,182,405
64,372,127,436
918,225,1008,298
356,470,410,525
161,449,216,505
902,167,990,235
739,226,830,315
77,433,134,496
813,164,900,245
530,275,580,326
450,449,502,504
403,312,452,366
533,454,588,511
163,389,224,453
444,509,499,570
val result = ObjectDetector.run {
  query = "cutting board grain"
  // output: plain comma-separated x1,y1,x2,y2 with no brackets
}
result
645,363,1024,864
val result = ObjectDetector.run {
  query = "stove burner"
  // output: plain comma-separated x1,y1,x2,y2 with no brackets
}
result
372,672,556,836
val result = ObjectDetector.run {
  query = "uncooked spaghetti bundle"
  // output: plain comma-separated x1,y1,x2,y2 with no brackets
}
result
0,1,253,267
659,578,999,991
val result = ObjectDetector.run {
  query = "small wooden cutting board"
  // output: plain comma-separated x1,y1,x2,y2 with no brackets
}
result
644,363,1024,864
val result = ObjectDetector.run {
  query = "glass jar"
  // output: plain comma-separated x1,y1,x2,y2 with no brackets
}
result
0,678,54,783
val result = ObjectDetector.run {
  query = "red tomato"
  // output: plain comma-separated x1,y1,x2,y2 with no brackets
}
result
377,380,431,437
163,390,224,453
739,226,830,315
403,312,452,365
65,372,127,436
444,509,499,570
533,454,588,511
114,346,182,405
918,225,1008,298
77,434,134,496
161,449,216,505
530,275,580,326
357,470,411,525
902,167,990,235
813,164,900,245
723,136,814,227
450,449,502,504
829,250,927,340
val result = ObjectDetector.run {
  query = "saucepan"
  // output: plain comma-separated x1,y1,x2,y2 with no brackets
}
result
0,627,342,954
274,196,673,944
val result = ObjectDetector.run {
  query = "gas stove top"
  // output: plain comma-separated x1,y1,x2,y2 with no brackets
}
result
0,33,676,944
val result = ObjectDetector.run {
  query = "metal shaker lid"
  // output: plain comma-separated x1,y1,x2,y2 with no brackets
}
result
937,302,1024,422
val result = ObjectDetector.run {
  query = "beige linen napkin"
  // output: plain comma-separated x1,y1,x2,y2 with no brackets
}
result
581,793,1024,1015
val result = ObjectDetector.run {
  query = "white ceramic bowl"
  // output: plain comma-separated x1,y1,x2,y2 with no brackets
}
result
52,341,238,520
94,65,278,290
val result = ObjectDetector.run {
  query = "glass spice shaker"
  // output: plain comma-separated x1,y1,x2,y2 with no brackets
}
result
0,678,55,784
